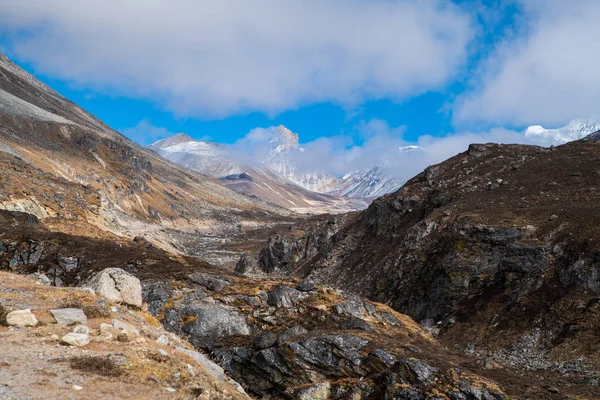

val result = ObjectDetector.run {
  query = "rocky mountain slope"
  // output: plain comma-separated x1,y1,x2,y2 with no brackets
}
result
0,52,294,256
1,208,578,399
245,138,600,398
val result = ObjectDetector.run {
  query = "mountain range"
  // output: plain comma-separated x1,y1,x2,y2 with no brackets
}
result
148,125,406,211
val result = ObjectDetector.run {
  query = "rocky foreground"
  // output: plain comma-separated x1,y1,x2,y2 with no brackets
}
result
0,208,522,399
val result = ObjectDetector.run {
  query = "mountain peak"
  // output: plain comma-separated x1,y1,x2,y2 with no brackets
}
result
524,118,600,145
149,132,195,149
269,125,300,154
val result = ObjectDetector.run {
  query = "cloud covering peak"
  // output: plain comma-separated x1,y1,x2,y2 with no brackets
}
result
0,0,473,118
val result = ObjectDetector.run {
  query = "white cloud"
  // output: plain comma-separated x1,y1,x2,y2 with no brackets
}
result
455,0,600,127
121,120,179,144
0,0,473,118
230,120,543,181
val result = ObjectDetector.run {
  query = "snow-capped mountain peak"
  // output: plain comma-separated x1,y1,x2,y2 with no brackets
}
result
399,145,423,153
268,125,300,155
524,118,600,145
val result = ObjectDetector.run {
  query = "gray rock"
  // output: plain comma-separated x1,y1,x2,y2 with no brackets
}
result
189,272,232,292
50,308,88,326
287,334,368,370
295,280,315,292
61,332,89,347
142,280,172,315
176,347,246,394
278,325,308,344
296,382,331,400
27,272,51,285
84,268,142,307
180,301,251,344
405,358,437,384
235,254,255,274
237,295,261,307
332,297,376,319
267,285,307,308
340,317,372,331
57,257,79,272
254,331,278,350
549,214,559,221
371,349,396,366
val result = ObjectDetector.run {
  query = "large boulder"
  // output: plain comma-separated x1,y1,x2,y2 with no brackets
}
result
267,285,307,309
179,301,251,346
6,309,38,327
84,268,142,307
50,308,87,326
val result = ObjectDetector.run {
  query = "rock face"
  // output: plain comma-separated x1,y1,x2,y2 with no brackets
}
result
253,141,600,374
85,268,142,307
6,309,38,327
143,274,509,399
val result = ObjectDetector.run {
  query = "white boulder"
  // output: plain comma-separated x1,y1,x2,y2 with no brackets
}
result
84,268,142,307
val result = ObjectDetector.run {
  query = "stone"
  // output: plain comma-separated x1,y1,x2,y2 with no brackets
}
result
85,268,142,307
112,319,140,336
297,382,331,400
117,332,130,342
405,358,437,384
177,347,246,394
72,385,83,391
332,297,376,319
340,317,372,331
50,308,87,326
6,309,38,327
549,214,559,221
156,334,170,345
27,272,51,285
295,280,315,292
371,349,396,366
73,325,90,335
278,325,308,344
254,332,278,350
235,253,255,274
61,332,89,347
267,285,307,308
142,281,172,315
180,301,250,344
189,272,232,292
57,257,79,272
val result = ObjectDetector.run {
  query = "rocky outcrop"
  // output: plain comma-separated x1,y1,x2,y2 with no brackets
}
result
84,268,142,307
143,271,510,399
252,141,600,380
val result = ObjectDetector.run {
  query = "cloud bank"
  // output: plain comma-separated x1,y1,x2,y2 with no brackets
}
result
0,0,473,118
455,0,600,127
228,120,544,181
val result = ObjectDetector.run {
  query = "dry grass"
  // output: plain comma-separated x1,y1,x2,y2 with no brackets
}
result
70,355,124,377
138,311,161,327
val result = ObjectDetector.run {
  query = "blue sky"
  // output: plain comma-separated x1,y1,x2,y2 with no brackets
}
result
0,0,598,169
